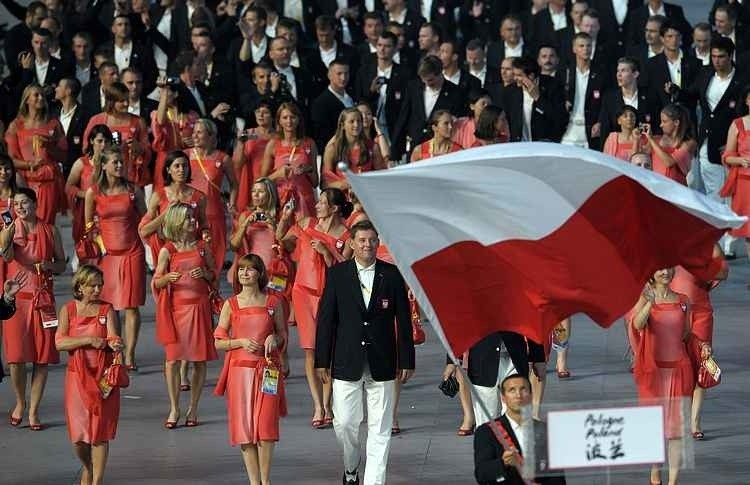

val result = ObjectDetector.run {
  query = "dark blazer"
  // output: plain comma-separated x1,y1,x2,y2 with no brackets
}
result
474,415,566,485
80,79,105,118
354,62,410,139
711,0,750,30
591,0,640,55
52,103,88,175
4,22,31,79
395,8,426,51
529,7,572,49
453,69,483,98
598,87,663,143
500,75,568,142
460,0,529,44
274,0,321,41
103,40,158,93
146,2,191,66
310,88,351,151
486,40,533,74
465,332,529,387
175,82,213,117
315,259,416,382
645,52,701,117
408,0,459,39
128,97,159,125
628,3,692,48
390,79,468,160
204,56,238,106
303,42,360,95
679,68,746,164
557,64,608,150
16,56,70,98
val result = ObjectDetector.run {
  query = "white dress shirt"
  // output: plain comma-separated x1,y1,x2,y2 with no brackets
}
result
707,69,735,112
470,66,487,86
284,0,304,26
522,90,534,141
612,0,628,25
335,0,354,44
365,0,375,11
695,48,710,66
153,9,172,73
421,0,433,20
356,260,376,307
320,42,338,68
276,65,298,100
571,68,590,120
76,63,91,87
443,69,461,85
376,64,392,129
505,40,524,59
623,90,639,110
648,3,666,16
423,86,441,119
266,17,278,38
60,104,77,135
666,53,682,86
252,36,268,64
549,6,567,31
187,84,207,115
389,9,407,24
290,50,300,68
114,41,133,72
35,59,50,85
506,415,532,459
128,99,142,117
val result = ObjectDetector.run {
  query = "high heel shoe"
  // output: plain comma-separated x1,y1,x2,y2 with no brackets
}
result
8,410,21,427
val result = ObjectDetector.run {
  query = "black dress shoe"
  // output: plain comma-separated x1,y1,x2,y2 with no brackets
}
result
342,472,359,484
725,252,737,260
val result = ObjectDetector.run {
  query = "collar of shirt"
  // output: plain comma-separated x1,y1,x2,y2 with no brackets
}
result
328,85,353,107
716,68,735,81
276,65,294,79
377,64,393,78
470,66,486,82
648,4,666,16
623,89,639,108
389,9,407,24
505,414,532,452
320,41,337,56
505,39,524,57
666,52,683,65
128,101,141,115
425,85,441,97
444,69,461,85
356,260,376,272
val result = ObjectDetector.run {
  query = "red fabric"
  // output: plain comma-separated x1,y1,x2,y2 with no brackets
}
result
322,140,376,187
227,210,276,289
83,113,152,186
721,118,750,236
187,148,229,266
237,132,271,210
417,140,463,160
602,133,648,162
67,155,96,242
271,137,316,219
411,176,728,355
150,110,199,190
651,137,690,185
452,117,477,149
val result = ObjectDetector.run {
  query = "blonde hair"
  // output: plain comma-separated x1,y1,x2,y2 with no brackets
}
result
94,147,128,192
72,264,104,300
162,203,192,242
103,82,129,114
194,118,218,149
332,108,369,168
251,177,278,219
17,84,49,120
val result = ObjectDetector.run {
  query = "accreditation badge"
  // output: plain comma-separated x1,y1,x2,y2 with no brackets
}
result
261,368,280,395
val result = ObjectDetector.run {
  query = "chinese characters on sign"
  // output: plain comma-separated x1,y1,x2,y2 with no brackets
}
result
584,414,626,462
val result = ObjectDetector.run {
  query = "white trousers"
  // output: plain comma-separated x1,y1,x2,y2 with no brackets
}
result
332,363,395,485
561,121,589,148
697,145,736,253
472,354,517,427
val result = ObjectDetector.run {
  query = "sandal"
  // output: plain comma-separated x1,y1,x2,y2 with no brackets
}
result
692,431,705,440
391,424,401,435
180,384,191,391
457,427,474,436
164,420,178,430
29,422,45,431
8,410,21,427
311,418,326,429
185,419,199,427
557,370,571,379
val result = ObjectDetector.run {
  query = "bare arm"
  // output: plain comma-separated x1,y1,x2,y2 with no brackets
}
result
65,159,85,199
55,304,99,351
84,187,96,227
138,191,165,238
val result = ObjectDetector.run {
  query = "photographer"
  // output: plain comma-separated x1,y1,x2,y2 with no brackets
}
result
643,104,697,186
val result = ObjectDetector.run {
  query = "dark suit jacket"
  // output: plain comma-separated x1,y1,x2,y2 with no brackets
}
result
310,88,351,151
315,259,416,381
104,40,158,94
146,2,191,66
460,0,529,44
303,42,360,95
465,332,529,387
408,0,459,39
354,62,410,139
501,75,568,142
390,79,468,160
529,7,572,49
486,40,533,74
711,0,750,30
4,22,31,79
16,56,70,98
274,0,321,42
454,69,483,98
557,64,608,149
628,3,692,48
645,52,701,118
474,415,566,485
52,103,88,175
598,87,663,143
396,8,426,52
205,56,237,106
80,79,105,118
591,0,640,55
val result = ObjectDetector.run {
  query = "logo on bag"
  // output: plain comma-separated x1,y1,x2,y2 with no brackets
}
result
98,316,107,325
335,240,344,249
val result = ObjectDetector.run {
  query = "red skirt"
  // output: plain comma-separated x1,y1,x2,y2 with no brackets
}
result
291,285,320,350
65,368,120,443
99,246,146,310
2,292,59,364
164,297,218,362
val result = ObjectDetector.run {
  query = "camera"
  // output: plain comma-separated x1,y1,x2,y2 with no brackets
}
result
165,77,181,89
376,76,389,86
253,211,268,222
112,131,122,145
238,130,259,142
638,123,650,132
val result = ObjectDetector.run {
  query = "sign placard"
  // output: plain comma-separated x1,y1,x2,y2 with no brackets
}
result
546,405,665,470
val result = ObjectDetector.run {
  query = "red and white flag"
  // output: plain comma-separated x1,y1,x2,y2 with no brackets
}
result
345,143,745,357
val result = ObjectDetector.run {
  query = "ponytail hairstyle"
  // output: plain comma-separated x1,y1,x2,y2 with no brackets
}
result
332,107,369,169
321,187,353,219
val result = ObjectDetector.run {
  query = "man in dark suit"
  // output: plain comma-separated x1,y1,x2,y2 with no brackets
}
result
411,0,459,39
121,67,158,123
192,30,238,107
315,220,415,485
529,0,571,49
389,55,467,162
474,374,566,485
53,78,87,176
107,14,158,95
714,4,750,57
143,0,191,75
628,1,692,48
304,15,360,96
15,28,71,100
311,60,354,150
268,36,314,118
4,1,47,79
80,61,120,117
487,14,532,70
439,39,481,98
626,14,666,86
591,0,640,56
356,12,384,63
383,0,425,52
501,56,567,142
554,0,588,67
466,38,498,88
579,8,617,84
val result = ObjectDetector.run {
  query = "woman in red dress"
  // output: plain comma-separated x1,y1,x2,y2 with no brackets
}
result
322,107,386,191
644,104,696,186
153,203,218,429
630,268,696,485
55,265,123,485
356,101,391,167
229,178,279,288
5,85,68,225
261,102,319,220
276,188,351,428
232,99,276,212
214,254,288,484
603,105,649,162
670,245,728,440
186,118,238,269
470,105,510,147
82,82,152,188
721,87,750,262
452,89,492,149
411,110,463,162
85,148,147,371
151,79,199,192
1,187,66,430
66,125,112,269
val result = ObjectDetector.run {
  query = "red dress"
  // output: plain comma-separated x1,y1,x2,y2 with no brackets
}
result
66,155,96,244
228,209,276,288
236,129,271,211
602,133,647,162
722,118,750,236
214,294,287,445
670,264,727,344
0,195,15,282
415,140,463,160
59,301,119,444
5,118,67,224
632,295,695,439
153,241,218,362
187,148,229,267
150,110,198,191
83,113,152,187
652,137,691,185
452,116,477,149
290,219,349,349
2,220,60,364
322,140,376,189
94,186,146,310
271,138,316,219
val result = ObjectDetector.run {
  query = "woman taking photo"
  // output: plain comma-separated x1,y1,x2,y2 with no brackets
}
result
452,89,492,149
356,101,391,166
630,268,696,485
66,125,113,268
276,188,351,428
233,99,276,212
411,110,462,162
5,85,68,225
85,148,147,371
82,82,152,188
261,102,318,220
644,104,696,186
603,105,648,162
229,178,279,288
55,265,123,485
186,118,238,269
214,254,287,485
1,187,66,430
153,203,218,429
322,107,386,191
471,105,510,147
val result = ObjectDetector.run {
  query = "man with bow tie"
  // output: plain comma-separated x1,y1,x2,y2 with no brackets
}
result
315,220,416,485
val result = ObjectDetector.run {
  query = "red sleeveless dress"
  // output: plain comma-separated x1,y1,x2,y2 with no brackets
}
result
151,110,199,191
290,219,349,349
602,133,648,162
272,138,316,219
652,137,691,185
632,295,695,439
66,155,96,243
670,263,727,344
723,118,750,237
214,293,287,445
153,241,218,362
237,129,271,211
83,113,152,186
59,301,119,444
187,148,228,267
228,209,276,288
322,140,376,188
416,140,463,160
94,185,146,310
5,118,67,224
2,220,59,364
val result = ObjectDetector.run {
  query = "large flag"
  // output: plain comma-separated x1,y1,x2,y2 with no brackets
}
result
345,143,745,357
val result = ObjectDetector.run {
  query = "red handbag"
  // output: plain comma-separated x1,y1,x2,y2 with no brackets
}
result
689,336,721,389
104,353,130,388
75,222,103,260
267,244,295,298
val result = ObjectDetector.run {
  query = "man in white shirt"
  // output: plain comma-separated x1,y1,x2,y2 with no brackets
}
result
561,33,599,148
466,39,490,87
417,23,441,57
692,23,711,66
268,36,298,100
238,6,270,64
53,78,85,176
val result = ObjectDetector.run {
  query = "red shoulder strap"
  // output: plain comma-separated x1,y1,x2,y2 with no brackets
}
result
735,118,745,133
163,241,176,255
97,302,111,319
66,300,77,318
228,295,239,312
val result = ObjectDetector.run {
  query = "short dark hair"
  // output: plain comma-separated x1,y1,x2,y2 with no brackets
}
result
711,36,736,59
171,50,196,76
420,22,443,43
363,12,382,24
315,14,337,31
617,56,640,73
98,61,118,76
350,220,378,238
16,187,38,204
27,1,46,16
500,373,531,394
277,17,298,32
511,56,539,77
379,31,398,46
646,14,667,28
694,22,712,34
62,77,82,99
582,8,600,21
573,31,592,44
715,4,737,22
465,38,485,52
121,66,142,79
329,58,349,71
245,5,267,22
417,55,443,77
31,27,51,38
659,20,682,37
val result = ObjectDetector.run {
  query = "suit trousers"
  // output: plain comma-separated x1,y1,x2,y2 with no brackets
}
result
561,120,589,148
472,353,517,427
698,144,736,253
332,361,396,485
